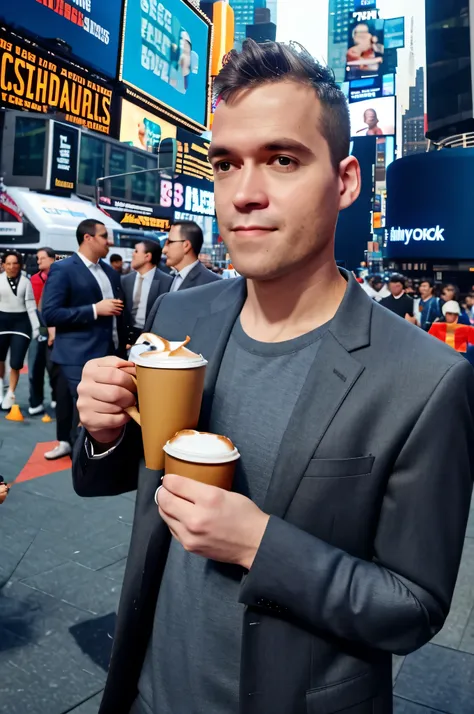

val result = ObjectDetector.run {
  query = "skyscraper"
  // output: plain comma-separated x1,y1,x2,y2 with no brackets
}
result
328,0,354,82
402,68,427,156
230,0,266,49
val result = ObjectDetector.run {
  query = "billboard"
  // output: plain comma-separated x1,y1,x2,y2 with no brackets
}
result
176,128,213,182
0,27,115,135
345,73,395,103
346,17,384,81
119,99,177,153
121,0,211,129
384,17,405,50
385,150,474,260
349,96,395,137
48,122,80,193
0,0,123,77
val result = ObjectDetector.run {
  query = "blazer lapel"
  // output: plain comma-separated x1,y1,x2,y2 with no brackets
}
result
72,254,102,302
146,273,161,315
124,273,135,308
179,263,200,291
263,333,365,518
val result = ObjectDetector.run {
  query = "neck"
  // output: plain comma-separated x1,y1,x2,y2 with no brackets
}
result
138,263,155,276
241,251,347,343
79,245,99,264
174,255,197,273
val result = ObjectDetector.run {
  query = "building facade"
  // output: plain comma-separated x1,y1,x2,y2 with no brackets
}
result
328,0,354,83
402,68,427,156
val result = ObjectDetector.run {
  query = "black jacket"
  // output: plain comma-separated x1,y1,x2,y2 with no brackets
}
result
72,272,474,714
380,293,414,319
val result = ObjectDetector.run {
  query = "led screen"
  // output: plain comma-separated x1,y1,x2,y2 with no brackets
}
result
349,96,395,137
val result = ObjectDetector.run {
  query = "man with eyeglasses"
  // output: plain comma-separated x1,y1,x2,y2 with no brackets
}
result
162,221,220,293
42,220,127,446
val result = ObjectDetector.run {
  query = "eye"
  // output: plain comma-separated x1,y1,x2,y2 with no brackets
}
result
214,161,233,173
271,156,298,169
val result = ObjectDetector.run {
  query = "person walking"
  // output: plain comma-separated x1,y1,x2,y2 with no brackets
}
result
122,240,173,346
73,40,474,714
28,247,57,416
162,221,221,292
380,274,414,320
418,277,442,331
0,251,40,410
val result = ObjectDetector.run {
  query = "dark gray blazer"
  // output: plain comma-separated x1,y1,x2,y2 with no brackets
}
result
121,268,173,341
73,271,474,714
178,260,221,291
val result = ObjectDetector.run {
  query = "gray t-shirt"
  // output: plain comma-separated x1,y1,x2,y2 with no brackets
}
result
132,317,330,714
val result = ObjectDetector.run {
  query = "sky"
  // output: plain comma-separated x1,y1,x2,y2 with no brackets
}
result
276,0,329,63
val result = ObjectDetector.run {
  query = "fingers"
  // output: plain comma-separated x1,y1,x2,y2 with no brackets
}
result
162,473,210,503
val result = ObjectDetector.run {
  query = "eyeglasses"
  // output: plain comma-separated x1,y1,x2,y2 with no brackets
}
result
164,239,187,246
96,233,109,239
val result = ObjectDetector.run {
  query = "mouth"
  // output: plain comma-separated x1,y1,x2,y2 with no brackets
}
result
231,226,277,237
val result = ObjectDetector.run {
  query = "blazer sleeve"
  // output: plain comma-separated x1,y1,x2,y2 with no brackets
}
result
24,278,40,338
239,359,474,656
42,263,95,327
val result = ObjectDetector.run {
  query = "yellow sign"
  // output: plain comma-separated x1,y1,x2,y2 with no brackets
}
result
0,28,113,134
120,213,171,230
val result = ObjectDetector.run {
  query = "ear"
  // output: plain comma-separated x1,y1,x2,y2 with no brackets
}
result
183,240,192,254
338,155,361,211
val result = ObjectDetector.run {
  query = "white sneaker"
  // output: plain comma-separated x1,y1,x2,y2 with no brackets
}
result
28,404,45,416
1,391,15,411
50,401,57,410
44,441,72,460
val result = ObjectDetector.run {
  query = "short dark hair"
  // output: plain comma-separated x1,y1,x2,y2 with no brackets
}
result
140,240,163,266
76,219,105,246
37,247,55,260
390,274,406,288
173,221,204,258
2,250,22,265
214,39,350,170
442,283,460,302
109,254,123,263
420,277,434,288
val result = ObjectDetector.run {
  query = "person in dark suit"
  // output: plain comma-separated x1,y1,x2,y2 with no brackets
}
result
380,274,415,320
122,240,173,346
72,40,474,714
42,218,126,398
163,220,220,291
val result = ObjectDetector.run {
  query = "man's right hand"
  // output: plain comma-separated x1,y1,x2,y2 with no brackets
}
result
77,357,137,446
96,299,124,317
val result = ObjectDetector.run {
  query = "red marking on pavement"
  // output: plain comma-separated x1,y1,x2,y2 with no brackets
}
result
15,442,71,483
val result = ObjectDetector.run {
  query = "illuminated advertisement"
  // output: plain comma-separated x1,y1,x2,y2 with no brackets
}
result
384,17,405,50
121,0,211,129
345,73,395,103
346,16,384,81
0,0,123,77
0,28,114,134
386,150,474,260
176,127,213,182
48,122,79,193
99,196,172,231
349,96,395,137
120,99,177,153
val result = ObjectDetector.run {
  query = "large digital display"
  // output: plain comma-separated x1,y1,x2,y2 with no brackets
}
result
385,150,474,260
384,17,405,50
0,0,123,77
120,99,177,152
121,0,211,129
346,16,384,81
349,96,395,138
176,127,213,182
0,27,114,134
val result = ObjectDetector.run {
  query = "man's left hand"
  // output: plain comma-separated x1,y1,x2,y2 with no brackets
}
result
157,474,270,570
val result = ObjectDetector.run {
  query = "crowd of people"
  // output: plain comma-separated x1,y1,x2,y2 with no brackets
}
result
0,219,223,459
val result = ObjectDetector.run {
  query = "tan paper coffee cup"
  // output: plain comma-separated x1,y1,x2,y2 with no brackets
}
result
125,336,207,471
163,430,240,490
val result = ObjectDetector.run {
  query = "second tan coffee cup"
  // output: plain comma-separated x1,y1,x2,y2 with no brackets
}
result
163,430,240,490
125,339,207,471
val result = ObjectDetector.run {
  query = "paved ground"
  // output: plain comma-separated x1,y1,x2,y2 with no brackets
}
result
1,378,474,713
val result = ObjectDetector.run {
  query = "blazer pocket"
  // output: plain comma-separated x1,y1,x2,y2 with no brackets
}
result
306,670,377,714
305,456,375,479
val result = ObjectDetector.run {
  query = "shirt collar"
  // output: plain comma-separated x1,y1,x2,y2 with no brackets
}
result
393,292,405,300
176,260,199,281
140,266,156,282
77,251,99,269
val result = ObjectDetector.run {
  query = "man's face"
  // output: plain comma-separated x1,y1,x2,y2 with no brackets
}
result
353,24,371,49
442,286,455,302
445,312,459,325
419,281,433,300
390,281,404,297
37,250,55,274
4,254,21,279
364,110,377,128
162,226,187,268
111,259,123,272
131,243,150,271
209,81,360,281
86,224,110,259
466,296,474,308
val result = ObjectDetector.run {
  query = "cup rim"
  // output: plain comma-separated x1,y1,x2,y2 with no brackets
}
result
163,442,240,464
133,355,208,369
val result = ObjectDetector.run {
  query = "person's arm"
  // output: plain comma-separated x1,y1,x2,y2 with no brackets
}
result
24,278,40,338
240,359,474,655
42,263,95,327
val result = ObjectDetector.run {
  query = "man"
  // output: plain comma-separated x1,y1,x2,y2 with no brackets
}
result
73,41,474,714
163,221,221,291
110,254,124,274
28,247,56,416
42,219,126,399
429,300,474,356
380,274,414,319
418,277,442,330
122,240,173,346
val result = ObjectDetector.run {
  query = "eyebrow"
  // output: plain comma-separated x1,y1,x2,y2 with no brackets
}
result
208,138,314,161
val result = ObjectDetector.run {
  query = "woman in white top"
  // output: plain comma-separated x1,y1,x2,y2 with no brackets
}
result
0,251,39,410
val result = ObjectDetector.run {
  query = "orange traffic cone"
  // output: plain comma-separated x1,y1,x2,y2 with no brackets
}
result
6,404,24,422
42,413,53,423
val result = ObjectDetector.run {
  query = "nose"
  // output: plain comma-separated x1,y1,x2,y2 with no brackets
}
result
232,166,270,212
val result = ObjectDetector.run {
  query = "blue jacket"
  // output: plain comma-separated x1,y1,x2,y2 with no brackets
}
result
42,254,127,366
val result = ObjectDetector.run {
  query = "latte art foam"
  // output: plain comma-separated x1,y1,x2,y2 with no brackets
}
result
129,333,207,369
164,430,240,464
